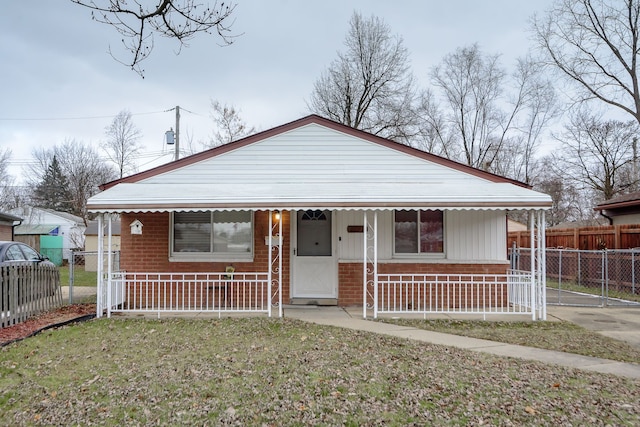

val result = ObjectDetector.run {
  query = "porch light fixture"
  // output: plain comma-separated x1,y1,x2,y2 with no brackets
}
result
273,211,281,221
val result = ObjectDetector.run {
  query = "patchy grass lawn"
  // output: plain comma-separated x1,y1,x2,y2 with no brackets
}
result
380,318,640,364
58,266,97,287
1,318,638,425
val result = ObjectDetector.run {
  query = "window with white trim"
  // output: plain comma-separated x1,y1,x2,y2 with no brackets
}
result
394,210,444,255
171,211,253,260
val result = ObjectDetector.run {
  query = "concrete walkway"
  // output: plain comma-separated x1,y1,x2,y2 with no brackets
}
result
284,306,640,380
61,286,98,304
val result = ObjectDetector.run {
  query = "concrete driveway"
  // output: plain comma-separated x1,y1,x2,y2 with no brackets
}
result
547,305,640,349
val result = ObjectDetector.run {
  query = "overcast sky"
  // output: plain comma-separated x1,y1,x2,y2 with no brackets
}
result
0,0,555,182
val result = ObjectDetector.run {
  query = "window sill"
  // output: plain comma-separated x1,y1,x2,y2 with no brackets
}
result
391,253,446,261
169,254,254,263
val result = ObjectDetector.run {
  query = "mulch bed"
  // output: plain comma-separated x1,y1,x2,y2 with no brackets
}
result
0,303,96,347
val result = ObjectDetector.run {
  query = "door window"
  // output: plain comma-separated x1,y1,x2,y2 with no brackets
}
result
297,210,332,256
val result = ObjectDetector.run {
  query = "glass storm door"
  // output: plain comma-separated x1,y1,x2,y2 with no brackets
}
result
292,210,337,299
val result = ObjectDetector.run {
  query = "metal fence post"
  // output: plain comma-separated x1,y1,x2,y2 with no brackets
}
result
558,249,562,289
69,250,75,304
601,250,606,307
633,250,636,295
577,251,581,287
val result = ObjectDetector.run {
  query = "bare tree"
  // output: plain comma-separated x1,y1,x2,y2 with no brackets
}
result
28,139,117,222
206,100,255,148
0,148,18,210
307,12,420,142
529,155,589,225
555,111,639,202
492,56,559,183
104,109,143,178
71,0,238,76
429,44,521,170
532,0,640,126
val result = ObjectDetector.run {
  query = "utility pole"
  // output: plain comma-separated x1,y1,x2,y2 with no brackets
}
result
175,105,180,161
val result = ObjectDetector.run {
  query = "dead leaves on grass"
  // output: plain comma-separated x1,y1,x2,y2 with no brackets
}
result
0,317,638,425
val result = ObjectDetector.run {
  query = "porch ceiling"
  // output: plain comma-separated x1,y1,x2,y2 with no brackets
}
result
87,181,552,213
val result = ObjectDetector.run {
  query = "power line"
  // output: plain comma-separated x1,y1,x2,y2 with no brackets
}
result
0,108,202,122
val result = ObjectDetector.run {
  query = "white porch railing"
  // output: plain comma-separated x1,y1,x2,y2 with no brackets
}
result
373,270,535,319
104,272,272,317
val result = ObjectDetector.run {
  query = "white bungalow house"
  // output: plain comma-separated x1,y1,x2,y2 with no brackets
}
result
87,115,552,319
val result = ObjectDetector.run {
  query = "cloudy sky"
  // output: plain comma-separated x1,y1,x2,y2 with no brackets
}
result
0,0,555,182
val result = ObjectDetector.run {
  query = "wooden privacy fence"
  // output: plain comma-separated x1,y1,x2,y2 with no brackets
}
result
509,224,640,250
1,263,63,328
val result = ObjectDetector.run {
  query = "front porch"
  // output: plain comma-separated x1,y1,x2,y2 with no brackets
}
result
95,210,547,320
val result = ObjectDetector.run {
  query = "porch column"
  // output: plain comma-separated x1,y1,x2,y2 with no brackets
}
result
538,210,547,320
268,210,283,318
363,211,367,319
96,214,104,318
362,210,378,319
268,210,272,318
529,211,536,321
373,211,378,319
106,214,113,318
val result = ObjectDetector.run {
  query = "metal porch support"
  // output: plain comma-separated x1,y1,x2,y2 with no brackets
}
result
538,210,547,320
96,214,104,318
529,210,547,321
362,210,378,319
363,211,367,319
529,211,536,321
268,210,283,318
106,214,113,318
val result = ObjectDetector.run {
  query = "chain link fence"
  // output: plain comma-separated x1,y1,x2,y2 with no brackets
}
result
510,248,640,307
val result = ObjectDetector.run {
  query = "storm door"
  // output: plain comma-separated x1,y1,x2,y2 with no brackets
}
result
291,210,337,300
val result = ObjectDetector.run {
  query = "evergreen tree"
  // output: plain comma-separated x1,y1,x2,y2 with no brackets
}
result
33,155,74,212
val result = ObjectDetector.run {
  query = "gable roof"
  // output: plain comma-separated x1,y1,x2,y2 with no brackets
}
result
88,115,552,213
10,207,84,225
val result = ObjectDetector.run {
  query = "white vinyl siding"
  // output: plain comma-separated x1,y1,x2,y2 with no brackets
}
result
445,210,506,261
142,124,493,186
336,210,507,263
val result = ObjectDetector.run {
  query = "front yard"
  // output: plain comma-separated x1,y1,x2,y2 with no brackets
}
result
1,317,638,425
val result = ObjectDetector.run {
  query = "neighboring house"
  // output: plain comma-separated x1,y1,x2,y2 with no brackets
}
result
83,219,121,272
594,191,640,225
507,219,527,233
87,115,552,319
0,212,22,241
11,207,86,264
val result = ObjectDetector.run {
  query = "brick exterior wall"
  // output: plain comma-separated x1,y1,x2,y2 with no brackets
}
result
119,212,508,308
120,211,291,305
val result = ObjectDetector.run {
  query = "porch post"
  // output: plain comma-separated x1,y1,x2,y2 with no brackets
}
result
268,210,272,318
107,214,113,318
539,210,547,320
529,210,536,321
373,211,378,319
363,211,368,319
278,210,283,317
96,214,104,318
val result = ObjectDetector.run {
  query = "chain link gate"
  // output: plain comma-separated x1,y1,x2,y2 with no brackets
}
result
510,247,640,307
